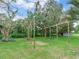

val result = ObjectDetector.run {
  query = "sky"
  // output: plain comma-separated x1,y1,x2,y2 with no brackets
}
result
13,0,71,20
58,0,71,11
0,0,71,20
11,0,47,20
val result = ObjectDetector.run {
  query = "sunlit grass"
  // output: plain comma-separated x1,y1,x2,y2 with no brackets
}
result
0,36,79,59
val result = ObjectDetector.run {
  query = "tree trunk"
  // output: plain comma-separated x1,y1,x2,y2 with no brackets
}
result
27,21,31,40
44,27,47,38
1,29,9,42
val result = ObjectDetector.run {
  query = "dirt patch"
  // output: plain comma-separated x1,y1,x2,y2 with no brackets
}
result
63,57,71,59
75,47,79,51
76,56,79,59
31,41,48,46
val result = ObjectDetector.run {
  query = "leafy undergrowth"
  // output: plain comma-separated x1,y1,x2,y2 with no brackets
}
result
0,37,79,59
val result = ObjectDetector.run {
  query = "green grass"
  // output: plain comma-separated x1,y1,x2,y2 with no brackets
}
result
0,37,79,59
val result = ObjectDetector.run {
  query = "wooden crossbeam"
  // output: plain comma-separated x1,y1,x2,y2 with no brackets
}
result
45,21,69,29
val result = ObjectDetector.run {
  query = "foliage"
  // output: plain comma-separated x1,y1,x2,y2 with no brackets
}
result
0,0,76,39
0,0,18,41
10,33,27,38
70,0,79,8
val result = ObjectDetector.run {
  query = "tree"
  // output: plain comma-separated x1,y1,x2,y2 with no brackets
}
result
68,0,79,20
41,0,62,38
70,0,79,8
0,0,18,41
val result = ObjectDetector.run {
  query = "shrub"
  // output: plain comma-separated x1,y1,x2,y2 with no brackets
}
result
10,33,27,38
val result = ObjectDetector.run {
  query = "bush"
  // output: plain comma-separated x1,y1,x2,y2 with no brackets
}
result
0,34,2,39
10,33,27,38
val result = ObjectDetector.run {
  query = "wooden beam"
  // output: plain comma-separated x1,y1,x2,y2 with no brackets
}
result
45,21,69,29
52,21,68,27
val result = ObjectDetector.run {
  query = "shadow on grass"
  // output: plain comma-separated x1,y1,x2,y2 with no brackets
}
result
0,38,16,42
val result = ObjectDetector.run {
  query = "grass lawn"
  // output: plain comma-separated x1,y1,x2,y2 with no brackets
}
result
0,37,79,59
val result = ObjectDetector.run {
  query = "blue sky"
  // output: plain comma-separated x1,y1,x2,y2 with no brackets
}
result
13,0,71,20
58,0,71,11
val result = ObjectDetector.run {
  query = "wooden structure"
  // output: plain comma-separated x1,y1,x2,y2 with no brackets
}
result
45,20,70,39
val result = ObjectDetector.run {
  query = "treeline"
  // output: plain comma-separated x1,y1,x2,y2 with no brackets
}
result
0,0,78,41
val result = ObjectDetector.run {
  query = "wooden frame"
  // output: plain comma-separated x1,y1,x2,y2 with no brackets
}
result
45,21,70,39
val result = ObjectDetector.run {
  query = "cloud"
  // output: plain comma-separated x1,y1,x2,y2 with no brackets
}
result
55,0,60,2
16,0,47,9
13,15,27,21
28,0,47,2
31,0,47,7
16,0,34,9
13,0,47,20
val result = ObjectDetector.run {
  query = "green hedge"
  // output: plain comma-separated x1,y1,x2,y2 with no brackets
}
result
0,33,27,38
0,34,2,39
10,33,27,38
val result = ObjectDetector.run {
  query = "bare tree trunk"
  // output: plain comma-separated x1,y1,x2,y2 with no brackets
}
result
42,30,43,37
1,29,9,41
44,27,47,38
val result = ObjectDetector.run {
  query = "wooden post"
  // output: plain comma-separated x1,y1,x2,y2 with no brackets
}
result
30,21,33,41
33,16,36,49
31,21,32,38
27,21,30,40
49,27,52,39
68,22,70,39
56,25,58,39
